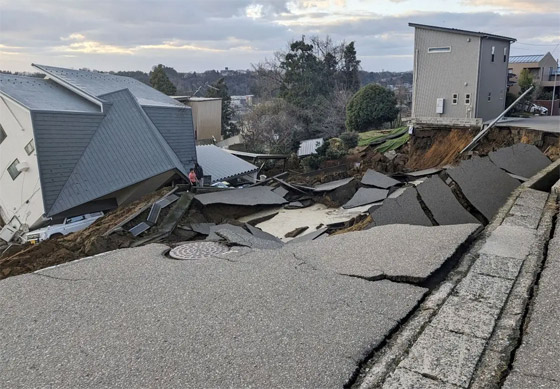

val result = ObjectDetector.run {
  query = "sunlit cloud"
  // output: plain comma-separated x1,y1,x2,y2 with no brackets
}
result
246,4,264,19
288,0,346,10
463,0,558,13
0,43,23,56
60,33,86,41
137,41,225,52
54,40,134,55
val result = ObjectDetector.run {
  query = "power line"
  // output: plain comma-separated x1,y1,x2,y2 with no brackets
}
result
514,42,560,47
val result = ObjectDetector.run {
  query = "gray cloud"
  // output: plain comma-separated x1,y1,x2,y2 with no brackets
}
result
0,0,558,73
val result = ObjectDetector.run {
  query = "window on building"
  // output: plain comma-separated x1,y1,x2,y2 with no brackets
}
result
0,125,6,145
499,90,504,100
465,93,471,105
428,46,451,53
452,93,458,105
503,47,507,62
491,46,495,62
24,139,35,155
7,159,21,180
488,92,492,102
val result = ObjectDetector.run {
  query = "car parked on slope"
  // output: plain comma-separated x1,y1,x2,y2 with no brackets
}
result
24,212,104,243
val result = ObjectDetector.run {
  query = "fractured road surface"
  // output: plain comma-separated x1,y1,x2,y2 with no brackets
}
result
0,224,479,388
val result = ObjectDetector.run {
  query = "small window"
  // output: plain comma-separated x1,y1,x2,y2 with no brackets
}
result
452,93,458,105
65,215,85,224
465,93,471,105
24,139,35,155
491,46,495,62
7,159,21,180
503,47,507,62
0,125,6,145
428,46,451,53
488,92,492,102
499,90,504,100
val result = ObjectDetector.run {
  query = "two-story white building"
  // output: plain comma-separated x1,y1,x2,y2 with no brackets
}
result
409,23,516,124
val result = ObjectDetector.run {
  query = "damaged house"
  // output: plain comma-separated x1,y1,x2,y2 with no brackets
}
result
0,65,196,240
409,23,516,125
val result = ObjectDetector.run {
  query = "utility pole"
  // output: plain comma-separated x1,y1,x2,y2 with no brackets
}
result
551,58,558,116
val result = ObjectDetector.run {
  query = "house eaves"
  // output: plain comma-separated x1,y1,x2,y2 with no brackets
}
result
409,23,516,42
32,64,105,111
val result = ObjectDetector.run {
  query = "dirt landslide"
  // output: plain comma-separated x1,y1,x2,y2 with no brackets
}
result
0,188,171,280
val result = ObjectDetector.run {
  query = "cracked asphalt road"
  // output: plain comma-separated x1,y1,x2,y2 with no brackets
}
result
0,224,479,388
0,244,427,388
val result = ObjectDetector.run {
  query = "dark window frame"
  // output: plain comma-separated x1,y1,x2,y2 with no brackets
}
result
0,124,6,145
7,159,21,180
24,139,35,155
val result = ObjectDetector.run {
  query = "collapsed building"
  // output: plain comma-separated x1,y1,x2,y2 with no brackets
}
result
0,65,197,241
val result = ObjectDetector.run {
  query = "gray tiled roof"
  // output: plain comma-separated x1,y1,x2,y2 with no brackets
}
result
48,89,187,216
196,145,258,183
509,54,546,64
33,64,184,108
1,66,196,218
0,73,99,112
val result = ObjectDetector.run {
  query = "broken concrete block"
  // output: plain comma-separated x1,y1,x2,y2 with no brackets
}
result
446,157,520,221
289,223,479,282
285,226,309,238
370,187,433,226
195,186,287,206
488,143,551,180
342,188,388,209
361,169,401,189
416,175,480,225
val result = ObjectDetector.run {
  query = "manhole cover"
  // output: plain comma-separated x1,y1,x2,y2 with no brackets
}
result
169,241,230,260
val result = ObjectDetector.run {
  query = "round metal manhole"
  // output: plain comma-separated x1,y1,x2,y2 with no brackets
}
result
168,241,230,260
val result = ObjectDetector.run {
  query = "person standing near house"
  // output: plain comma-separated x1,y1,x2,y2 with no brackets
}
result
194,163,204,187
188,168,198,191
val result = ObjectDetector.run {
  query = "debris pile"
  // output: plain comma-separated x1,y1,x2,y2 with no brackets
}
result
0,142,553,281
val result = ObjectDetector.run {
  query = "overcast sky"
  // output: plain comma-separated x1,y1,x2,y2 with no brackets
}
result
1,0,559,73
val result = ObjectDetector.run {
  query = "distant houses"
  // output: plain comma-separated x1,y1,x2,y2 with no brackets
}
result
409,23,516,124
0,65,196,239
508,53,559,114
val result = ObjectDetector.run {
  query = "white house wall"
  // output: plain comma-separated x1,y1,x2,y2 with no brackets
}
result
0,97,45,229
412,29,480,119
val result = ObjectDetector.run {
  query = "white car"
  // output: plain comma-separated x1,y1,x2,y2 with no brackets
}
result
24,211,104,243
529,103,548,115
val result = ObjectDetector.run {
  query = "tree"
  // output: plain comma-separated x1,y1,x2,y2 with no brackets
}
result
341,42,361,92
149,64,176,95
241,99,303,153
345,84,398,132
518,68,534,94
279,37,327,108
206,78,239,138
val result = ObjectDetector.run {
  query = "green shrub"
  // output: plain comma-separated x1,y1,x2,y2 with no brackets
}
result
346,84,399,132
340,131,359,149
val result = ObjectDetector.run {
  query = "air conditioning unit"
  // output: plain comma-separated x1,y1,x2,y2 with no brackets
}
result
436,98,445,114
16,161,30,172
0,224,17,243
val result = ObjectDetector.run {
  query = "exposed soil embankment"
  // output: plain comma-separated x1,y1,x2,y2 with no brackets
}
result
0,189,170,279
